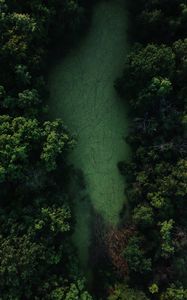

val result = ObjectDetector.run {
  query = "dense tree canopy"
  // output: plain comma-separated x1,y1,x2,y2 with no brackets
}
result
0,0,93,299
108,284,149,300
112,0,187,298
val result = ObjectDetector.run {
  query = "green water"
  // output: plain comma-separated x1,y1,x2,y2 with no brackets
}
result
49,0,129,273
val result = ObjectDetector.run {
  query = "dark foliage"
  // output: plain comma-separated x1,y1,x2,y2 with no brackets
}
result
108,0,187,299
0,0,93,298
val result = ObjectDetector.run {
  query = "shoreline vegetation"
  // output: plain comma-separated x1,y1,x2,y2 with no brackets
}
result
0,0,94,298
110,0,187,299
0,0,186,299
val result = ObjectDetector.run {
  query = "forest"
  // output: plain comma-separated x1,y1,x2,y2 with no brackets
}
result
0,0,186,299
0,0,93,298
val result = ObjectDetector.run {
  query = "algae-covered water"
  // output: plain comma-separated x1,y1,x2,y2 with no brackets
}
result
49,0,129,273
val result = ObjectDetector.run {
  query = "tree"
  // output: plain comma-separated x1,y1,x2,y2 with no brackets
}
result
115,0,187,297
124,235,152,274
132,204,154,228
149,283,159,294
0,0,94,299
116,44,175,103
0,205,72,299
136,77,172,112
108,284,149,300
160,284,187,300
159,219,175,258
61,280,93,300
0,115,74,185
137,9,166,42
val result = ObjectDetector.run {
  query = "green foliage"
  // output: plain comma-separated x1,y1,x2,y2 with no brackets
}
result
15,64,31,86
18,89,40,110
159,219,175,257
0,205,72,298
108,284,149,300
116,44,175,106
116,0,187,297
135,77,172,111
41,120,75,171
0,115,73,184
0,0,92,298
0,0,186,297
131,0,187,43
149,283,159,294
34,205,71,234
62,280,93,300
132,204,154,228
147,191,166,209
124,235,152,274
0,0,88,117
160,284,187,300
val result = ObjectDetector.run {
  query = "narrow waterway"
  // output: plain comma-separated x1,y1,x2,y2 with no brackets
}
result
49,0,129,277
